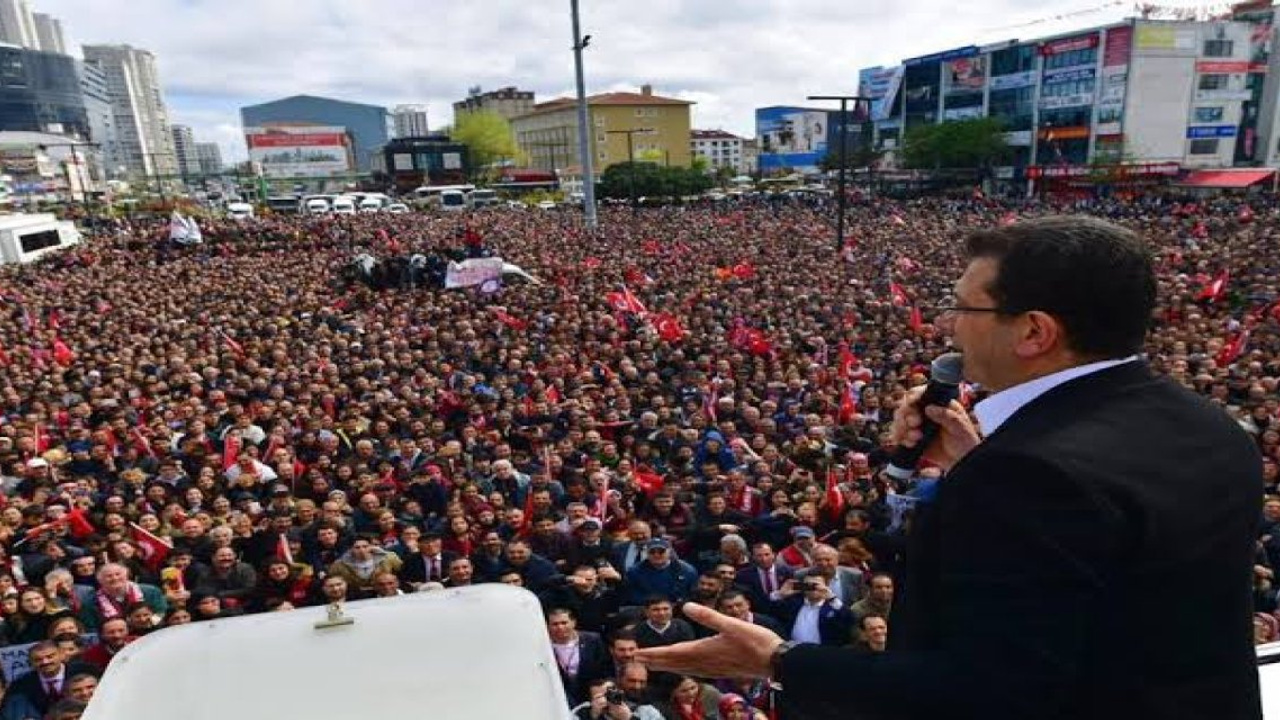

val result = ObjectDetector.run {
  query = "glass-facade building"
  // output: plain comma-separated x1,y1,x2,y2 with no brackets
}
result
0,45,89,139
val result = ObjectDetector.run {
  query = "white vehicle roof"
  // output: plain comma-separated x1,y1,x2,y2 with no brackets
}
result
84,585,569,720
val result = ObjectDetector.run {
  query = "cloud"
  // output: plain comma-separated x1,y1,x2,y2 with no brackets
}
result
36,0,1136,163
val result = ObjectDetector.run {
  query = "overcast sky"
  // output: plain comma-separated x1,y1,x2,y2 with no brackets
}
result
35,0,1143,162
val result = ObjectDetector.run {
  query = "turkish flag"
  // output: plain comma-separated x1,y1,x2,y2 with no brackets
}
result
222,433,242,471
1196,270,1229,303
837,343,855,381
276,533,295,565
909,305,924,334
1216,330,1250,366
129,522,173,572
64,507,96,539
605,287,648,315
52,337,75,366
633,468,665,498
653,313,686,343
731,262,755,280
889,282,910,307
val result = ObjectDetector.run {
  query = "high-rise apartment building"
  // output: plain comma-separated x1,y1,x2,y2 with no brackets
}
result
82,44,178,178
171,123,199,179
391,104,429,138
195,142,223,175
32,12,63,53
0,0,37,48
80,59,119,176
453,86,535,122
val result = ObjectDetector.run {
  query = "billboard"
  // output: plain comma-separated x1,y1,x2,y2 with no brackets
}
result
1096,25,1133,136
945,56,986,95
1041,33,1099,56
989,71,1036,91
858,65,904,122
245,126,353,178
756,107,830,171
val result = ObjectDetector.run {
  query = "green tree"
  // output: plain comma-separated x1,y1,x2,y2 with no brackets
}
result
901,117,1011,170
452,110,523,180
599,162,712,201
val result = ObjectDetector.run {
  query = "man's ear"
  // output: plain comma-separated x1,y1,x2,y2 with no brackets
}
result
1012,311,1065,360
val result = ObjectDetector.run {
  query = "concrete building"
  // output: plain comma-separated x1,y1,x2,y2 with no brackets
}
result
171,124,199,179
453,86,535,122
511,85,693,174
0,45,89,139
32,12,63,54
691,129,747,174
240,95,387,172
82,44,178,178
391,104,429,138
195,141,223,175
79,59,118,178
0,0,37,48
855,12,1280,189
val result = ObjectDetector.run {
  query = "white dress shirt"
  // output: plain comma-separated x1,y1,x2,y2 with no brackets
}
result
973,357,1139,436
791,601,824,644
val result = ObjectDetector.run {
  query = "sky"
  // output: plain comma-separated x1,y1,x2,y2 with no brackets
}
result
33,0,1153,163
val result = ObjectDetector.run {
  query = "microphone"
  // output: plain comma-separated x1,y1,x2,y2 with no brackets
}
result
885,353,964,481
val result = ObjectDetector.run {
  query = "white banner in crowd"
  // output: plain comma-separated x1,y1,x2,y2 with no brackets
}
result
169,212,203,245
445,258,505,289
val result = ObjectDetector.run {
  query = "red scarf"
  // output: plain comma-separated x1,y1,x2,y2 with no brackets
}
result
95,582,144,621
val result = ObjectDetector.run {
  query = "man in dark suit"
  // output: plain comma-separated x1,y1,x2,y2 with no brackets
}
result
398,531,458,590
638,217,1264,720
546,608,612,706
734,542,793,614
0,641,100,719
717,589,788,639
773,577,854,647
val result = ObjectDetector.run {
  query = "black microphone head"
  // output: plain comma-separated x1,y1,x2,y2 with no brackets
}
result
930,353,964,385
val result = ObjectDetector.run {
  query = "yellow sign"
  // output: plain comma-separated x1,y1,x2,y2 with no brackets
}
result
1136,26,1177,49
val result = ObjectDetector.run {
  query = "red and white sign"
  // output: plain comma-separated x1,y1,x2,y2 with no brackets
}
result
1196,60,1251,74
246,132,345,148
1040,33,1099,56
245,126,352,178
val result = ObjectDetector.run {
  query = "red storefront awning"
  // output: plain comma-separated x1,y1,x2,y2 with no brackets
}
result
1179,169,1276,188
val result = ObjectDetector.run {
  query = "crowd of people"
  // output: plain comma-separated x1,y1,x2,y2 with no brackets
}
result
0,192,1275,719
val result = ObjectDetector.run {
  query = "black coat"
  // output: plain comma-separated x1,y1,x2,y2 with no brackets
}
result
553,630,613,707
778,363,1264,720
0,661,100,717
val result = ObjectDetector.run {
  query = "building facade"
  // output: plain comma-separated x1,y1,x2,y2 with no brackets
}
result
79,59,120,177
32,12,62,54
374,134,469,192
82,44,178,178
691,129,748,173
240,95,387,173
453,86,535,122
856,14,1280,181
171,123,199,179
195,141,223,175
0,45,89,139
391,104,429,138
0,0,36,48
511,85,693,174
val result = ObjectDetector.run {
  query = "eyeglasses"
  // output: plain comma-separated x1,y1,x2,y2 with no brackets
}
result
932,298,1006,316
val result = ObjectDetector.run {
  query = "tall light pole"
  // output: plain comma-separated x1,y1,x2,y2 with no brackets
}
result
570,0,598,229
808,94,869,253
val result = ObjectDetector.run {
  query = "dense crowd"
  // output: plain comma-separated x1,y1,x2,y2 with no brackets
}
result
0,194,1276,720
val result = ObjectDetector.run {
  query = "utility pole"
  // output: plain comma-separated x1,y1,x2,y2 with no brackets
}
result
606,128,649,209
808,95,869,253
570,0,598,229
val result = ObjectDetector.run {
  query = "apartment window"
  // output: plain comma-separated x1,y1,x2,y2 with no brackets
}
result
1189,138,1220,154
1194,106,1224,123
1203,39,1234,57
1199,73,1228,90
634,109,645,117
594,116,604,127
596,133,605,143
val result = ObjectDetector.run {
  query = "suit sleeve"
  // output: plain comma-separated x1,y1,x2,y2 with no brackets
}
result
778,451,1126,718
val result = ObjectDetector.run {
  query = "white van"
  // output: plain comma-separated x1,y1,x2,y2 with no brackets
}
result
226,202,254,220
439,189,468,212
359,194,389,212
303,197,330,215
332,196,357,215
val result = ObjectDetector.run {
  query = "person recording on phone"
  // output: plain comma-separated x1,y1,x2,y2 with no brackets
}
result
571,678,663,720
636,217,1263,720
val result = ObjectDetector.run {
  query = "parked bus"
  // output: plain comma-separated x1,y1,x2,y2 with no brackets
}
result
413,185,476,211
469,188,500,208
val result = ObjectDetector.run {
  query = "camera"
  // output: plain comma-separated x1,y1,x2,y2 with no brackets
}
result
605,688,626,706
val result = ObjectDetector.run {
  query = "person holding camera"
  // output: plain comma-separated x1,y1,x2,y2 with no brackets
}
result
571,679,663,720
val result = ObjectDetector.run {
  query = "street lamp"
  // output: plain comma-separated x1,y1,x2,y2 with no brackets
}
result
570,0,598,229
605,128,652,209
807,94,870,253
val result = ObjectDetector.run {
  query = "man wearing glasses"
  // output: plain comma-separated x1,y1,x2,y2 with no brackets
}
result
639,216,1262,720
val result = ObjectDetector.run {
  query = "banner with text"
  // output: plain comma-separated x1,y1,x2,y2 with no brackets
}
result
1097,25,1133,136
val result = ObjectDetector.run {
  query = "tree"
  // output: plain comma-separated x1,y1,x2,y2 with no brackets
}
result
599,162,712,202
452,110,523,179
900,117,1011,170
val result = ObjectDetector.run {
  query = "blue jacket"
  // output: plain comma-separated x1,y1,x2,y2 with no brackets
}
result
624,558,697,605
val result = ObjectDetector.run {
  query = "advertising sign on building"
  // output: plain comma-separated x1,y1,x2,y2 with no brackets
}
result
1040,94,1096,110
756,107,830,172
1040,33,1099,56
1186,125,1238,138
858,65,905,122
904,46,978,67
1096,25,1133,136
1135,25,1196,50
245,126,352,178
1043,67,1097,84
989,71,1037,91
945,56,986,95
1197,60,1251,74
943,106,985,121
1249,20,1273,72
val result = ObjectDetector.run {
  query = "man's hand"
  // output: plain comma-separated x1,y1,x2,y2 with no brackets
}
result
891,386,981,472
634,602,782,679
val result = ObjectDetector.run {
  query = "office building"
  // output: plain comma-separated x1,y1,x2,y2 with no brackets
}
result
391,104,429,138
82,44,178,178
854,13,1280,188
79,59,119,178
0,0,37,48
0,45,89,139
691,129,748,174
195,141,223,175
171,123,199,179
240,95,387,172
511,85,693,174
454,86,535,122
32,12,63,54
